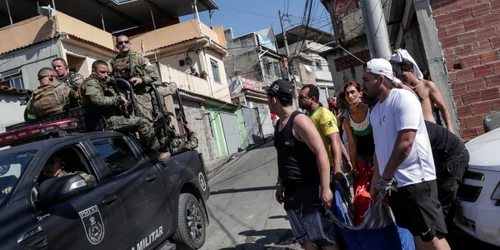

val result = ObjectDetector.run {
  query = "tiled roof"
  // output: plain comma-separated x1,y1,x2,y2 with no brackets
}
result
0,85,30,95
179,88,236,106
65,33,116,53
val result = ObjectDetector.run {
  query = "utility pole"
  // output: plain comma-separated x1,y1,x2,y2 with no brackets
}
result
359,0,392,59
278,10,300,109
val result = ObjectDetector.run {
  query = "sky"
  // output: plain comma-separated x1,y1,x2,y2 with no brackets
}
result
179,0,333,38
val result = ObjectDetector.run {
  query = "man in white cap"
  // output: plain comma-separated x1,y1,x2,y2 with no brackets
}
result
362,58,451,250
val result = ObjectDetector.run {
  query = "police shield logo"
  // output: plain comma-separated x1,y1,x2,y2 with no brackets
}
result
79,205,105,245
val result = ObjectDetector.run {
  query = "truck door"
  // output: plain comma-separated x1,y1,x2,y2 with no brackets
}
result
36,143,133,250
89,136,170,250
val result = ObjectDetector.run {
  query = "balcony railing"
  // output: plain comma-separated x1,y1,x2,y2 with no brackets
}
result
158,64,211,97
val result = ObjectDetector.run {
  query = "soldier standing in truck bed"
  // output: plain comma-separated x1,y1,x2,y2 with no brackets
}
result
83,60,169,160
109,34,159,121
110,34,180,151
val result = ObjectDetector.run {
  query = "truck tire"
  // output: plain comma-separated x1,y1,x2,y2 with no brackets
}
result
171,193,206,250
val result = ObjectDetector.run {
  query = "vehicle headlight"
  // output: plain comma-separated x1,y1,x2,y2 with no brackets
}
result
491,182,500,200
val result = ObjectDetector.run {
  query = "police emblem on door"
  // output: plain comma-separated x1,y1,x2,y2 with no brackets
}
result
78,205,105,245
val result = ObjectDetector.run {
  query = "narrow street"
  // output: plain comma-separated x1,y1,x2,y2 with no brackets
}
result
203,141,500,250
203,141,300,249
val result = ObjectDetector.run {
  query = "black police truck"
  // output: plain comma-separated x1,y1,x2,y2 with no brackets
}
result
0,84,210,250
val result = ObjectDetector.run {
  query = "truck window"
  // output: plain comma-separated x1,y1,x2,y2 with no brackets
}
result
91,137,140,175
0,150,38,206
37,146,93,184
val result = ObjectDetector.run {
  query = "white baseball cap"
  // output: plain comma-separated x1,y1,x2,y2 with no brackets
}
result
365,58,402,83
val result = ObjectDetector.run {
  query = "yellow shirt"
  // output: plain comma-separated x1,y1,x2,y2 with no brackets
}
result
309,106,339,166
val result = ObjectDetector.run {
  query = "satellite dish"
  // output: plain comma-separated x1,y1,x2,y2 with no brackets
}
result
37,3,57,18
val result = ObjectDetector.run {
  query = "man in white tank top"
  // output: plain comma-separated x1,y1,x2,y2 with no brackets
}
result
362,58,451,250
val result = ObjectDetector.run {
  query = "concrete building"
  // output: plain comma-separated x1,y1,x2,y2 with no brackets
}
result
229,76,275,143
319,0,371,94
223,27,285,84
275,25,336,104
0,87,27,132
321,0,500,139
0,0,246,166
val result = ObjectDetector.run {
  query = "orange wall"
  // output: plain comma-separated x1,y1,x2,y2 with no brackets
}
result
57,12,115,50
129,20,227,53
0,16,55,55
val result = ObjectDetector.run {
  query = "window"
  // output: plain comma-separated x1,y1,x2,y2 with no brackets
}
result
210,59,221,83
37,146,93,184
91,137,140,175
0,150,38,205
273,62,281,77
0,75,24,89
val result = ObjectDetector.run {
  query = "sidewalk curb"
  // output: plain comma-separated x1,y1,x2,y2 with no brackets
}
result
207,136,274,179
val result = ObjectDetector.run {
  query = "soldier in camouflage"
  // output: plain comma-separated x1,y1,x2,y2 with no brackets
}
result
82,60,169,160
52,58,85,91
25,68,79,121
173,122,199,152
110,34,179,151
159,122,199,160
110,34,159,121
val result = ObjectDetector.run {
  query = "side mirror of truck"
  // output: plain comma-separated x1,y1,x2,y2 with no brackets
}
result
37,174,91,207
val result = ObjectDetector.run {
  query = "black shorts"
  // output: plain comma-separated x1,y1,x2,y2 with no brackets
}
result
388,180,448,242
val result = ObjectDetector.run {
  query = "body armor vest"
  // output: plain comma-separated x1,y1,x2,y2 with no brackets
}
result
32,84,70,118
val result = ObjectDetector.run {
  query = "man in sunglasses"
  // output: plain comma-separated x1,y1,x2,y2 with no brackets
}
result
52,58,84,91
111,34,180,153
110,35,159,119
24,68,78,121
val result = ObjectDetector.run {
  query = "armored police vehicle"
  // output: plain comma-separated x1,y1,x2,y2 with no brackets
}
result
0,83,210,250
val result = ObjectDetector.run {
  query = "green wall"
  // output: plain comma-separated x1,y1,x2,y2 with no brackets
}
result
235,109,249,149
208,111,228,157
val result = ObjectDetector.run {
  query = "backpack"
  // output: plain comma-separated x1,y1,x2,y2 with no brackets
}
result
31,84,71,118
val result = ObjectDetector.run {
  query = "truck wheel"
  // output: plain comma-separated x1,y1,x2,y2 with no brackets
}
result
171,193,206,250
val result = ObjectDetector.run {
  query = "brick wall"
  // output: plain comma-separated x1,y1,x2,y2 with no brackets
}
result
432,0,500,140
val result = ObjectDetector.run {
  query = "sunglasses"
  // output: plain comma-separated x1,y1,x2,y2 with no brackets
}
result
39,75,58,81
117,40,130,45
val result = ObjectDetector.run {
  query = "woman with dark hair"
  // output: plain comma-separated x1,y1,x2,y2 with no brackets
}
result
342,82,376,226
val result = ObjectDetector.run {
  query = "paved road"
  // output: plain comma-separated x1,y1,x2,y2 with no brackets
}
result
203,141,499,250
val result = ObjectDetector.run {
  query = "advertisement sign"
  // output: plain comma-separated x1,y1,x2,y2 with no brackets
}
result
257,34,278,52
241,77,268,93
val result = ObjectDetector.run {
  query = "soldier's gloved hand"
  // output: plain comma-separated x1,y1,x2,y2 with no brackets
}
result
130,77,143,86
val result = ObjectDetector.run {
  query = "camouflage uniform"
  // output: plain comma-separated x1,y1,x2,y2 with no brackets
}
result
57,170,96,189
83,74,160,150
110,51,181,152
59,71,84,91
110,51,159,122
25,83,78,121
172,130,199,153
